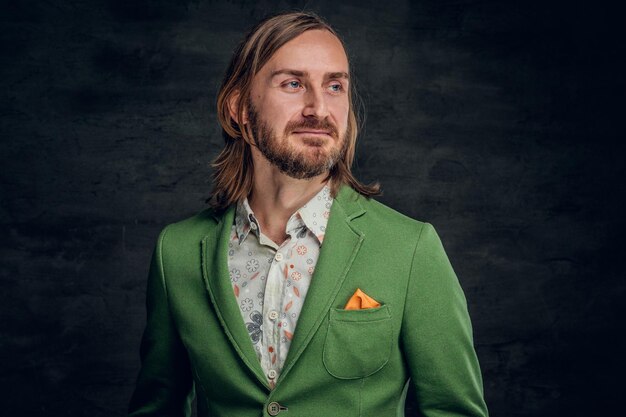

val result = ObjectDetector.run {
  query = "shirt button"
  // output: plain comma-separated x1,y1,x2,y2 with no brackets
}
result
250,222,257,230
274,252,283,262
268,310,279,321
268,369,277,379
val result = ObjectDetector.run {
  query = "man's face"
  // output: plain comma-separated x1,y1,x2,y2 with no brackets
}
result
246,29,351,179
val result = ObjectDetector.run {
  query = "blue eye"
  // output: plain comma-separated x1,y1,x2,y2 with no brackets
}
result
287,81,301,89
329,83,343,92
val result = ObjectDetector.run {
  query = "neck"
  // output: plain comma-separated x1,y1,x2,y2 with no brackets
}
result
248,156,329,246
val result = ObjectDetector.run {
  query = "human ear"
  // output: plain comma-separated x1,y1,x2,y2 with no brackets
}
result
227,90,248,125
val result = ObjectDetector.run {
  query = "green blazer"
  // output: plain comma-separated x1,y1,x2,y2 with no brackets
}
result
128,185,488,417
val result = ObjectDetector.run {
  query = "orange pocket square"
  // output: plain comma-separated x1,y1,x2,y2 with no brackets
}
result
344,288,381,310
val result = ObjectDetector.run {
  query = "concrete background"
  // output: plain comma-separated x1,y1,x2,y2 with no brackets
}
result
1,0,624,416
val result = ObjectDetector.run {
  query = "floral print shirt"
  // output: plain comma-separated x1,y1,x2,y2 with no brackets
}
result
228,184,333,387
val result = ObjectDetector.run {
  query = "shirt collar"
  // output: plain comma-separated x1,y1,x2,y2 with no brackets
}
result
292,183,333,245
234,183,334,246
234,198,259,244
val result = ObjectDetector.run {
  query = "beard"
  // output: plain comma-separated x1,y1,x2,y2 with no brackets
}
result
246,101,348,180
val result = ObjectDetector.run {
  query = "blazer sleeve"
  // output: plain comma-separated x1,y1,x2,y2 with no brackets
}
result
401,223,489,417
128,227,195,417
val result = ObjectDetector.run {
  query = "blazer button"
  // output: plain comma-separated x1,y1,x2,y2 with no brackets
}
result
267,401,282,416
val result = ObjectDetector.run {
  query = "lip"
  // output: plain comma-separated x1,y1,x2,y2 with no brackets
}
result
292,130,332,136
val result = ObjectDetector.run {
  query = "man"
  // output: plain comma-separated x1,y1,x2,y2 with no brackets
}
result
128,11,488,417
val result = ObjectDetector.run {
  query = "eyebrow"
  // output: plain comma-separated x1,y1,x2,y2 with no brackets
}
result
270,69,349,80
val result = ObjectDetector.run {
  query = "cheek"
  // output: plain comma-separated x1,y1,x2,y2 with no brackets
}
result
331,100,350,127
258,95,299,124
258,103,284,129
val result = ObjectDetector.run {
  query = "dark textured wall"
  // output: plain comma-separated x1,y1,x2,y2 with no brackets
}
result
1,1,624,416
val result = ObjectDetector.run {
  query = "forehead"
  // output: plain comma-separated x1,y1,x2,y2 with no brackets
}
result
262,29,349,75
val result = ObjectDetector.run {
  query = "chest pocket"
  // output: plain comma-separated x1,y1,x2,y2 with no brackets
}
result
322,304,393,379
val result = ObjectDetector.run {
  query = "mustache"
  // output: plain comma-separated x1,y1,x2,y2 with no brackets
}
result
284,118,338,138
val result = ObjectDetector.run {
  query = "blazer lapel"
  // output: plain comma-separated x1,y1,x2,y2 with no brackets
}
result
279,185,366,383
200,206,269,389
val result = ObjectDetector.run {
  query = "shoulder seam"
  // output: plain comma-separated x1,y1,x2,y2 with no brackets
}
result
402,222,431,319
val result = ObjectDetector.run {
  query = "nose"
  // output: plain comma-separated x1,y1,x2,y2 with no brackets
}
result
302,86,329,119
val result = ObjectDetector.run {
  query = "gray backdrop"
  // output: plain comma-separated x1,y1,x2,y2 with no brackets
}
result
1,0,624,416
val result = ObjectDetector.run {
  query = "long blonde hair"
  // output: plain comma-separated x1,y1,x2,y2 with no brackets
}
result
209,11,380,212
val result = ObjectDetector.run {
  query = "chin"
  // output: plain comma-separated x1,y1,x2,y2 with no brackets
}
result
297,136,328,147
302,145,330,159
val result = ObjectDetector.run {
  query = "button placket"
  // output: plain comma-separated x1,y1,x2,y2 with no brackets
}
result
263,248,284,374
